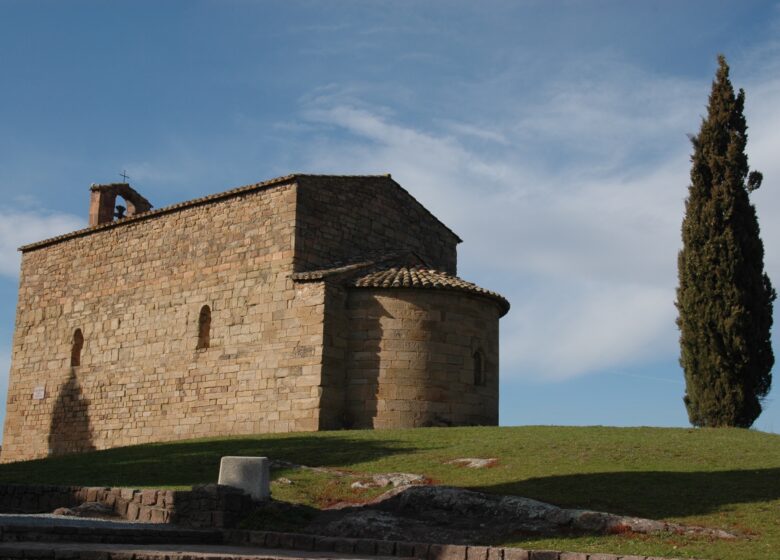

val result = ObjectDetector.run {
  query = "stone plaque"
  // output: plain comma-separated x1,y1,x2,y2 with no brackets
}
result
32,386,45,400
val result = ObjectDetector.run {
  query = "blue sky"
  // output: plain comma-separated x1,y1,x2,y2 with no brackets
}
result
2,0,780,435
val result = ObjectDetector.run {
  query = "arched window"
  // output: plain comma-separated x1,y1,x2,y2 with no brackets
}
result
473,350,485,386
71,329,84,367
197,305,211,349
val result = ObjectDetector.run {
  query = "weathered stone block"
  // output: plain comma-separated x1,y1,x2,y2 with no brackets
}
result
503,548,530,560
376,540,397,556
217,456,270,501
467,546,489,560
430,544,467,560
293,534,315,551
559,553,588,560
141,489,157,506
527,551,558,560
125,502,140,521
354,538,377,555
412,542,430,559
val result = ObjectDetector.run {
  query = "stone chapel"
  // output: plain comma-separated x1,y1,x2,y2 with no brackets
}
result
1,174,509,462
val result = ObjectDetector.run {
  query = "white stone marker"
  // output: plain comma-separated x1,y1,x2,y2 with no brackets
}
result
218,456,270,501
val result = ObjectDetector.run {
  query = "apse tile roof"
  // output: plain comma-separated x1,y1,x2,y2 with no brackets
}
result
351,266,510,316
290,251,412,281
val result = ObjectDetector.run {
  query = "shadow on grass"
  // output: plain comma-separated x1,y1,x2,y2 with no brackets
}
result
0,432,417,488
474,468,780,520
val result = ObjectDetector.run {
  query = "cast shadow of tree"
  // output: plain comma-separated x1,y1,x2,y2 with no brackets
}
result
48,368,96,457
474,468,780,520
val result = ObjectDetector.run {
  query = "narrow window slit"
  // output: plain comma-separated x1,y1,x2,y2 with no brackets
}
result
197,305,211,349
71,329,83,367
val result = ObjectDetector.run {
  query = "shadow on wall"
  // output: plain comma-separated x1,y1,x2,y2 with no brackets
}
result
48,368,95,457
475,467,780,520
344,294,391,428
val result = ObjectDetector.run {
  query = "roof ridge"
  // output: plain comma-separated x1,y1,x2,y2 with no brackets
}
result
19,173,414,252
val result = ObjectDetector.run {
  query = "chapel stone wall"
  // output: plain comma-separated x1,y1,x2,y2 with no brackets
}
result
2,181,328,462
294,176,459,274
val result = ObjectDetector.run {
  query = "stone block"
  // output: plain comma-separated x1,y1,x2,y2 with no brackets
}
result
486,548,503,560
137,506,152,522
141,489,158,506
527,551,557,560
412,542,430,559
314,536,338,552
265,532,281,548
467,547,489,560
293,534,315,550
354,538,376,555
376,540,397,555
115,499,129,516
277,532,297,549
503,549,530,560
217,456,270,501
150,508,166,523
559,554,588,560
333,537,357,554
125,501,140,521
430,544,467,560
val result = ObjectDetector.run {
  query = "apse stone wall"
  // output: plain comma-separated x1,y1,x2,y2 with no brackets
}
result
344,289,500,429
2,180,328,462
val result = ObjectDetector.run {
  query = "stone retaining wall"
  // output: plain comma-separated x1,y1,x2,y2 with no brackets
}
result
0,525,700,560
0,483,253,528
225,530,695,560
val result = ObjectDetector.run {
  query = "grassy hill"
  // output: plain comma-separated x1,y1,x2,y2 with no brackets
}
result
0,426,778,559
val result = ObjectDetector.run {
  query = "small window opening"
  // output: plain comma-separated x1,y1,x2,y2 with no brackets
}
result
473,350,485,386
197,305,211,349
71,329,83,367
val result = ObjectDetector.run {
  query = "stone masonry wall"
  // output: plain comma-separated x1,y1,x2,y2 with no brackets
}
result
0,483,252,528
294,176,460,275
345,290,500,428
2,181,329,462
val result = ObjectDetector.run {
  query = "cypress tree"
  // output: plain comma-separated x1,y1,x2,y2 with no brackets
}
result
676,55,775,428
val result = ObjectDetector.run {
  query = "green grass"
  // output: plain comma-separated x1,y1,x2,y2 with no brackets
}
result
1,426,779,560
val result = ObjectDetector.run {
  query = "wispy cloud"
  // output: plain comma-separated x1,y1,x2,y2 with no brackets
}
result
293,56,780,381
0,209,83,278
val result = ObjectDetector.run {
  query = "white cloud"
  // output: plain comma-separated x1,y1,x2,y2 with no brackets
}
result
0,209,84,278
743,75,780,286
295,57,780,381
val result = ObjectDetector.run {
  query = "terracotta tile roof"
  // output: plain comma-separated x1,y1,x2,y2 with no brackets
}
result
351,266,510,316
291,251,426,281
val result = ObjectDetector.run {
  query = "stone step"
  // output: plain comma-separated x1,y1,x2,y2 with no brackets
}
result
0,521,222,546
